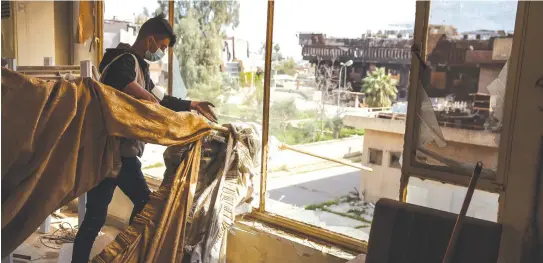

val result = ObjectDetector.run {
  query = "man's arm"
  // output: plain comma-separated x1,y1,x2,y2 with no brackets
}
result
160,94,192,112
125,82,159,103
101,55,158,103
152,80,217,123
160,94,218,123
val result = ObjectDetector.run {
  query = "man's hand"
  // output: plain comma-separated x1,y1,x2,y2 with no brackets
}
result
190,101,218,123
124,82,159,104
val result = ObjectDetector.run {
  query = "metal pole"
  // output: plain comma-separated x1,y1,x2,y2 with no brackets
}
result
259,0,275,212
168,0,174,95
279,144,373,172
442,162,483,263
337,66,343,110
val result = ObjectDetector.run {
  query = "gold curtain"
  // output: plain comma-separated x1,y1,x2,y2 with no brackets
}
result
77,1,95,44
1,68,211,257
92,142,203,263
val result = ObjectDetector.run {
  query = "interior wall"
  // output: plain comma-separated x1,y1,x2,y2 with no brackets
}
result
498,2,543,262
54,1,73,65
15,1,55,66
1,2,16,59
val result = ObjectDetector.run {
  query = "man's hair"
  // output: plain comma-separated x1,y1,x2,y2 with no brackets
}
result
137,13,176,47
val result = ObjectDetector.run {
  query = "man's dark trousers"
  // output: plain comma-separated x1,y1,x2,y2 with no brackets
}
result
72,157,151,262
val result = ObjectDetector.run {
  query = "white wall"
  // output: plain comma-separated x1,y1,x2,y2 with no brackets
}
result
360,130,499,222
15,1,56,66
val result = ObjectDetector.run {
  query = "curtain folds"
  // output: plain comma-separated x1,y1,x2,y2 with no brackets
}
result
1,68,211,257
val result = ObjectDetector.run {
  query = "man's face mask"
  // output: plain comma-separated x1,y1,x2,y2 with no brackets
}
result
145,37,165,62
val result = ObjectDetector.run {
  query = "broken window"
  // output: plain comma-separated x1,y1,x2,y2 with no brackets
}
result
390,152,402,169
260,0,416,244
406,0,518,183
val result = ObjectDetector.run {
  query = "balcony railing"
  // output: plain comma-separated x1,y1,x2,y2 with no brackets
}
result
302,46,411,63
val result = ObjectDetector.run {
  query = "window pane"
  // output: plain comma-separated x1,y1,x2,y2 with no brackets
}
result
170,0,266,126
262,0,417,241
407,177,499,222
412,0,518,176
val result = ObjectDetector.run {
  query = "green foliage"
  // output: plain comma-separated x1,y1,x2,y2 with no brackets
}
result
339,127,365,137
272,43,284,61
361,67,398,107
275,58,297,76
271,99,298,120
157,1,240,108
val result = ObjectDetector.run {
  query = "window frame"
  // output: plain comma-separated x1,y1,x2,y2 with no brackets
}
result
368,148,383,166
400,0,525,195
95,0,528,255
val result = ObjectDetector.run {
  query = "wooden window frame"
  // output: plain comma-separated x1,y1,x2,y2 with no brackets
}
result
95,0,533,257
400,1,527,195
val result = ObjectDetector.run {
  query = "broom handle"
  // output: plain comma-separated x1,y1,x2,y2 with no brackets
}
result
442,161,483,263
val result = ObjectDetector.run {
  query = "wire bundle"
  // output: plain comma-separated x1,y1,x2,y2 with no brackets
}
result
39,222,78,249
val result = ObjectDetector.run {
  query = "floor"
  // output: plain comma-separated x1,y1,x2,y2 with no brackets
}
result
9,210,120,263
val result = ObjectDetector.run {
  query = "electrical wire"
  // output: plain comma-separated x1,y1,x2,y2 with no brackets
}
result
38,222,78,250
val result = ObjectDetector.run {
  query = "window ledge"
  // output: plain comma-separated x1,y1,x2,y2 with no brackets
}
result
227,218,362,263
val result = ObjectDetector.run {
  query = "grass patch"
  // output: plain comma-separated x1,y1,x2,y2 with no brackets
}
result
321,208,373,224
305,198,373,224
143,162,164,170
305,199,339,211
355,225,370,229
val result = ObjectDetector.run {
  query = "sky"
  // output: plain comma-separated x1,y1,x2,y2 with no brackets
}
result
104,0,518,60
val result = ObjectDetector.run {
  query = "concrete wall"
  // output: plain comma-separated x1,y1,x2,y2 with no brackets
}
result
343,115,499,148
54,1,73,65
15,1,56,66
359,129,499,222
360,130,403,201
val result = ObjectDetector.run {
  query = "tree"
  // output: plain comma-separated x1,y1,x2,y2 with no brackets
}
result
154,1,240,109
314,56,339,137
276,58,297,76
361,67,398,107
270,99,298,142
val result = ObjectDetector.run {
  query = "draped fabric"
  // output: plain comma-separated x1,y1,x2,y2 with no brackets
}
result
77,1,96,44
183,123,260,263
1,68,211,257
94,123,260,263
92,142,203,263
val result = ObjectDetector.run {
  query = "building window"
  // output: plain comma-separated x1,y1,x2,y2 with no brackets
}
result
369,148,383,165
390,152,402,169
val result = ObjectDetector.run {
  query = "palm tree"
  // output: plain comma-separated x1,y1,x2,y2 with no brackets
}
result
361,67,398,107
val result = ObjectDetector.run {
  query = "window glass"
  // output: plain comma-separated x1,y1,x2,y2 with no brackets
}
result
412,0,518,178
262,0,417,241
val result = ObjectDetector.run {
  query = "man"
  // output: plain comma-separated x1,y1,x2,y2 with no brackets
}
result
72,14,217,262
